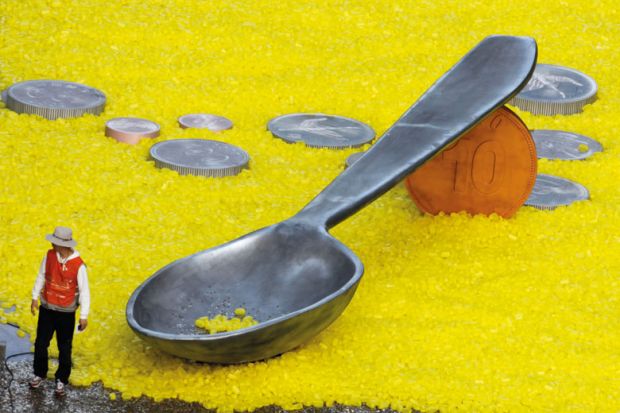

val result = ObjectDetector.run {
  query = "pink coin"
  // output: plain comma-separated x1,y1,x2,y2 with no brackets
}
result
105,117,160,144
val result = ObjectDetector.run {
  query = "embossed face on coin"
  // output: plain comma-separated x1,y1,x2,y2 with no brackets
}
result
532,130,603,160
524,174,590,210
4,80,106,119
268,113,375,148
178,114,233,131
510,64,597,115
150,139,250,177
105,117,160,145
405,106,537,218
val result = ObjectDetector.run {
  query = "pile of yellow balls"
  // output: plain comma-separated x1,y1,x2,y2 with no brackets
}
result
195,308,258,334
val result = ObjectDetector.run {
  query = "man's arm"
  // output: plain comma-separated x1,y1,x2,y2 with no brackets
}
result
31,256,46,315
77,264,90,330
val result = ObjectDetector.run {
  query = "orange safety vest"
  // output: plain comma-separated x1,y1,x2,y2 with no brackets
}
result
41,249,84,312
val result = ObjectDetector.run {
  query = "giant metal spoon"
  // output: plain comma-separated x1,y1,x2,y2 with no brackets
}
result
127,35,537,363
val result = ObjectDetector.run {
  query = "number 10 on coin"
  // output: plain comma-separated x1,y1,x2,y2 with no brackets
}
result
405,107,537,218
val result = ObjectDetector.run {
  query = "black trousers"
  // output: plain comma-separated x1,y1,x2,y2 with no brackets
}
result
33,306,76,384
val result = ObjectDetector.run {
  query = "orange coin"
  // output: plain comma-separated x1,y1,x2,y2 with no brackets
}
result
405,106,537,218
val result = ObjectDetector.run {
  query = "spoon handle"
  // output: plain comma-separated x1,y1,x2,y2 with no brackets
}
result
294,35,537,229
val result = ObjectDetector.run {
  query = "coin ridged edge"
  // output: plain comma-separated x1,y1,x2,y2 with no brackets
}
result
305,140,372,149
153,160,248,177
6,98,105,120
150,140,250,177
502,106,538,213
525,203,561,211
510,93,597,116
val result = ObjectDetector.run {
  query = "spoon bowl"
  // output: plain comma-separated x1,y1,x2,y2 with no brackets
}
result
127,222,362,363
127,35,538,363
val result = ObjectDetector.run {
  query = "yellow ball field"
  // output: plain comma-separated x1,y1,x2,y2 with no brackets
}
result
0,1,618,411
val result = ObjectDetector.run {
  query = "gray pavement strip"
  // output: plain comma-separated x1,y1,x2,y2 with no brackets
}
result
0,360,213,413
1,359,416,413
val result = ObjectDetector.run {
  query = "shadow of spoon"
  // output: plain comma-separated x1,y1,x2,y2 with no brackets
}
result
126,35,537,363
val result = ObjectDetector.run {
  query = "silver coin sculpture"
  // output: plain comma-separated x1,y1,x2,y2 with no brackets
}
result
532,130,603,160
268,113,375,148
345,151,366,168
1,89,7,102
4,80,106,120
524,174,590,210
150,139,249,177
510,64,597,115
178,114,233,131
105,117,161,144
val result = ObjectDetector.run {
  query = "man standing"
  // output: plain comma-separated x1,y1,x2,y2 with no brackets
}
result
29,226,90,397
